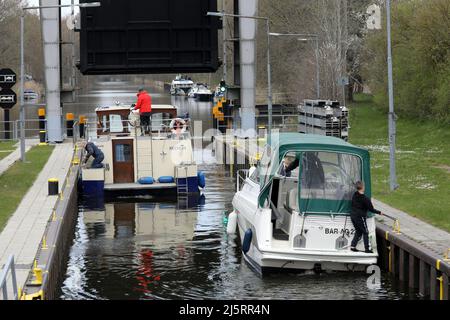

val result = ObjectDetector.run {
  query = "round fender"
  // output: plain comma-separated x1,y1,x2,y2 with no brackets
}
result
197,171,206,188
242,229,253,254
158,176,175,183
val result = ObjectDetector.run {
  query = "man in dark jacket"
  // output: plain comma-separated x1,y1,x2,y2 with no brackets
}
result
134,88,152,135
351,181,382,253
83,142,104,168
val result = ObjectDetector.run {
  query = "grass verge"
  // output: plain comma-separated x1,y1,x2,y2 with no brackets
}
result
349,94,450,232
0,141,17,161
0,145,54,232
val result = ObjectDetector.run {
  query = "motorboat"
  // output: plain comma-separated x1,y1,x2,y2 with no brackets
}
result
188,83,213,101
80,103,206,198
194,84,213,101
170,75,194,95
230,133,377,274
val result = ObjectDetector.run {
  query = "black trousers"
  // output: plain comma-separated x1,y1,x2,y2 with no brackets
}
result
140,113,151,133
351,215,370,250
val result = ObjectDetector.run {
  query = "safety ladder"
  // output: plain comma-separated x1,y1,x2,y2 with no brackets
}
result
175,165,189,211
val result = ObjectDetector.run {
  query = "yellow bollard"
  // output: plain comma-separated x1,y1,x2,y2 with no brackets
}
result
32,268,43,285
393,219,401,234
52,210,57,222
444,249,450,262
42,236,48,250
388,246,392,273
437,276,444,300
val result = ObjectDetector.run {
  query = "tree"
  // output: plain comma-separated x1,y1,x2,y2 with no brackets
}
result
362,0,450,123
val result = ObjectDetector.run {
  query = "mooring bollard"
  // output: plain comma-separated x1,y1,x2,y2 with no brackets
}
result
79,115,86,138
38,108,47,146
48,178,59,196
66,113,74,137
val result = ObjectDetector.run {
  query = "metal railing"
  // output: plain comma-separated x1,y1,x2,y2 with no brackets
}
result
237,169,250,191
0,255,18,300
215,114,300,136
0,119,48,141
83,117,194,141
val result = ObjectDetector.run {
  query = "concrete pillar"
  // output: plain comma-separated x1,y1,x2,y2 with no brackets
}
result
40,0,62,143
238,0,258,137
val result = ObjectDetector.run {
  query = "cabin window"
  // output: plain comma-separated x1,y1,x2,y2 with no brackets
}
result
115,144,132,162
110,114,124,133
300,152,361,201
259,145,273,186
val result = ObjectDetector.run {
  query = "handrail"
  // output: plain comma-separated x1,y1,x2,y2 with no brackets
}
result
236,169,249,191
0,255,18,300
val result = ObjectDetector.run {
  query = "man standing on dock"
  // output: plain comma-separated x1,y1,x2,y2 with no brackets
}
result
350,181,383,253
134,88,152,135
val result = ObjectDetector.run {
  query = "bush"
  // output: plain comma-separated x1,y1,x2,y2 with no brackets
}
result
362,0,450,123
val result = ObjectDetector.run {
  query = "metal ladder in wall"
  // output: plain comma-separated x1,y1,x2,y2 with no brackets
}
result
175,165,189,212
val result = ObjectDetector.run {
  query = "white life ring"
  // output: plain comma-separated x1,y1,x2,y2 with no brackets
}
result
170,118,187,135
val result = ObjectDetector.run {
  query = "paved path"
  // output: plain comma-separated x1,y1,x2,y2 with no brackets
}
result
0,142,74,293
0,139,40,176
374,199,450,257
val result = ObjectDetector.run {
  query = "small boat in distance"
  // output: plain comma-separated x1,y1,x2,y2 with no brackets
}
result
171,75,194,96
80,103,206,198
188,83,213,101
230,133,377,274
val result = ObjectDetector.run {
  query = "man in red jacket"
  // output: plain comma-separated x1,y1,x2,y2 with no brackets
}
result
134,88,152,135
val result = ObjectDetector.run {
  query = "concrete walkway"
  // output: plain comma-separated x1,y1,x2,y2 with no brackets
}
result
374,199,450,257
0,139,40,176
0,142,74,292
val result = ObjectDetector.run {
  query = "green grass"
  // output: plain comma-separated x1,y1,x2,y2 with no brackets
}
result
0,145,54,232
349,94,450,232
0,141,17,160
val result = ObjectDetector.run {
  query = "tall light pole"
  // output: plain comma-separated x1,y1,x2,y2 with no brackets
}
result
207,12,272,139
386,0,398,191
270,33,320,99
19,2,101,162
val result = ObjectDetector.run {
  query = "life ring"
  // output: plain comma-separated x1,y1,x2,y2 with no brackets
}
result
169,118,187,135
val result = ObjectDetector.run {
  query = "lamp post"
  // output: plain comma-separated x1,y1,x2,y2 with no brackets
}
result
19,2,101,162
386,0,398,191
269,33,320,99
207,11,272,140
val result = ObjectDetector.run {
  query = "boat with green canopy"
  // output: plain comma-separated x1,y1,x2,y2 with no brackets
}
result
230,133,378,274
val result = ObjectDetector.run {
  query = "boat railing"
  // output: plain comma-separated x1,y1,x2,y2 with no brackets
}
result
83,118,193,140
237,169,250,191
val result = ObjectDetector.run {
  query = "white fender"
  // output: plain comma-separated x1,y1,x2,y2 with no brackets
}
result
226,211,238,234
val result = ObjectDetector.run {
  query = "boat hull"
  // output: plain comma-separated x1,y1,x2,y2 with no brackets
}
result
237,222,376,274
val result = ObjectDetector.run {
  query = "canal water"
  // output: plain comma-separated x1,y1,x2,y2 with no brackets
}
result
59,79,420,300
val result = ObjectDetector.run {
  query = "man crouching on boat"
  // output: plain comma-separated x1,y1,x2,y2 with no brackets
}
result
350,181,383,253
82,142,104,169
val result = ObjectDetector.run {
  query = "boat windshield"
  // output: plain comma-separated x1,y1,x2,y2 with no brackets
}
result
275,151,362,213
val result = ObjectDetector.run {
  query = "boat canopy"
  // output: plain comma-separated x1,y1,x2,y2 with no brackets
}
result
257,133,372,216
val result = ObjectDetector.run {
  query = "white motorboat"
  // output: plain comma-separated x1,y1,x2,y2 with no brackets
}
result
170,75,194,95
230,133,378,274
188,83,213,101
